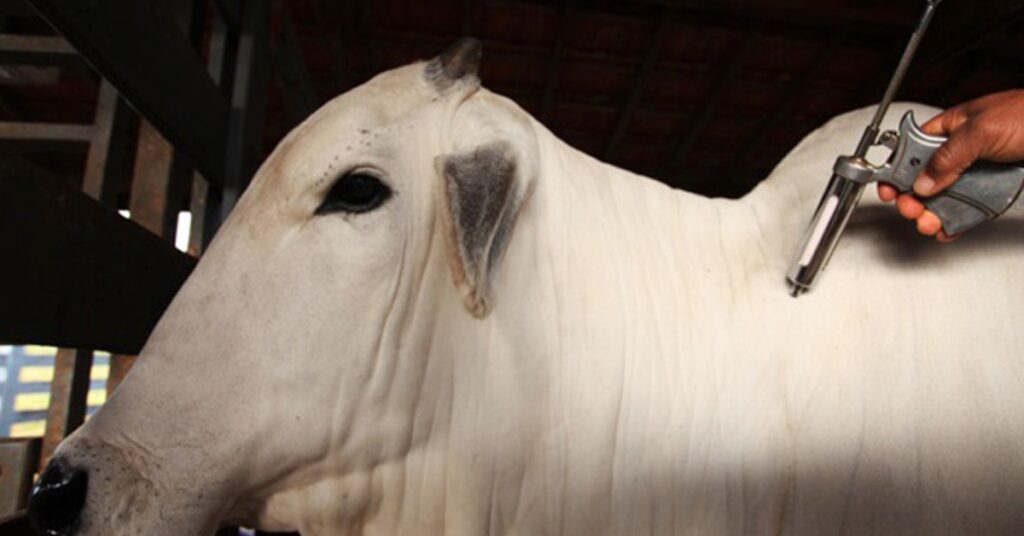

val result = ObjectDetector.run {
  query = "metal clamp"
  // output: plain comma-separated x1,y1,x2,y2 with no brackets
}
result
833,156,878,185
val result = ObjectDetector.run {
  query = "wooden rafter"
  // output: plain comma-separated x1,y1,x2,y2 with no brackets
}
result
661,21,766,179
602,8,672,160
0,120,92,142
0,34,76,65
539,0,574,123
0,168,195,354
915,1,1024,73
462,0,482,36
274,4,319,127
306,0,353,93
499,0,918,33
738,31,845,166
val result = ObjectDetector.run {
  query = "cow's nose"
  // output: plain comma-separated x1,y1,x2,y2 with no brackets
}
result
27,459,88,536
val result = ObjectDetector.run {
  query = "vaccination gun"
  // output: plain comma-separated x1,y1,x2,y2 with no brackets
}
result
786,0,1024,297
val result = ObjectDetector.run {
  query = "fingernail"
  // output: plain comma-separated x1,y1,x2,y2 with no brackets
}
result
914,176,935,196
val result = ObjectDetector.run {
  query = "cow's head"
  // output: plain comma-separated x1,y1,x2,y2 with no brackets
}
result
28,38,542,535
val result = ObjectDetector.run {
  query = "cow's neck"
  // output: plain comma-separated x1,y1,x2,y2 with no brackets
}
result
527,122,783,343
350,125,795,534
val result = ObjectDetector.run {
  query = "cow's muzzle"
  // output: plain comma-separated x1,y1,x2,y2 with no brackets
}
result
28,457,88,535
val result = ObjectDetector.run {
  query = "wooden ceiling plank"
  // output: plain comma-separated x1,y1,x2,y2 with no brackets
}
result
497,0,917,34
274,4,319,127
0,120,92,142
0,0,36,18
462,0,482,37
602,9,672,159
916,2,1024,72
738,30,845,164
661,21,765,178
540,0,574,123
0,33,77,65
316,0,355,93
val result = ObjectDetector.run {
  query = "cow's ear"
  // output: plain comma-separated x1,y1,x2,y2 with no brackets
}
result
436,139,532,317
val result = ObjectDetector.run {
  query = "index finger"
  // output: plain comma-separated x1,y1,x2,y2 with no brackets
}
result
920,105,970,137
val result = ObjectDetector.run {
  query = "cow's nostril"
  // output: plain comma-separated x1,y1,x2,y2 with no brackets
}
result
27,459,88,536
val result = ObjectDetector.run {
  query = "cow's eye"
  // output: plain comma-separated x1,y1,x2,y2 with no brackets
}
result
316,172,391,215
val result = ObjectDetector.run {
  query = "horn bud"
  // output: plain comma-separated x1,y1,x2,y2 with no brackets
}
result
426,37,482,89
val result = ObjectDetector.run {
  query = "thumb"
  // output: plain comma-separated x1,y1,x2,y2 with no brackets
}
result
914,121,988,196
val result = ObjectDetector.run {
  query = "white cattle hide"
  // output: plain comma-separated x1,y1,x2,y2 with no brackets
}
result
46,41,1024,536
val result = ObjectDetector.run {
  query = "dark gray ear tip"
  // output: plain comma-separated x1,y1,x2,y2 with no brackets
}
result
436,37,482,80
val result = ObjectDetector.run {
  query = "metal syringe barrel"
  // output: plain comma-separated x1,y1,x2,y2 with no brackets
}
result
786,172,865,297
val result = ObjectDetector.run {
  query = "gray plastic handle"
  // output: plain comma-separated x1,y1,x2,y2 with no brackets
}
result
881,111,1024,235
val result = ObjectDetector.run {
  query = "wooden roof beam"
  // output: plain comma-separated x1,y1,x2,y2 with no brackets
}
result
915,1,1024,72
603,9,672,160
0,120,92,142
540,0,575,123
661,22,765,180
498,0,918,34
738,31,845,164
273,4,319,127
462,0,481,37
0,167,195,355
0,33,77,65
307,1,361,104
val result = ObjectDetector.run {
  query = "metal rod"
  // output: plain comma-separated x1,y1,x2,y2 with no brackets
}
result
857,0,942,158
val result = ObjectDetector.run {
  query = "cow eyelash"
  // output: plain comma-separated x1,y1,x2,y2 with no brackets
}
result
315,170,392,215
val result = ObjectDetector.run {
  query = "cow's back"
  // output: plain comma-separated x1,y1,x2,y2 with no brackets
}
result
732,103,1024,534
523,102,1024,535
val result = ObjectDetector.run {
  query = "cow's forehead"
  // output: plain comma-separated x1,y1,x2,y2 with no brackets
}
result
261,62,439,188
321,62,437,129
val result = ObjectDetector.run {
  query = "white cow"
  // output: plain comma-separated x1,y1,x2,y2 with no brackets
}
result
29,39,1024,536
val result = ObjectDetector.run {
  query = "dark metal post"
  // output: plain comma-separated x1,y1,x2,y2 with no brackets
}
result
217,0,271,225
83,81,136,204
196,12,238,250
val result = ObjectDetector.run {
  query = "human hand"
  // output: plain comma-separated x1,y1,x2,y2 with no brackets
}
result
878,89,1024,241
